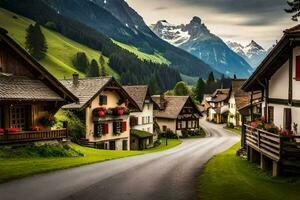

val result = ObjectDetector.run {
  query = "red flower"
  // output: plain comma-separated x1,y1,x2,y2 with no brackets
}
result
250,121,257,128
116,107,124,116
265,124,271,130
31,125,41,131
261,115,266,122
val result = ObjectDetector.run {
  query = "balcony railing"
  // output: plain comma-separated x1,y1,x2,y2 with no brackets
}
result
245,124,300,162
0,129,67,144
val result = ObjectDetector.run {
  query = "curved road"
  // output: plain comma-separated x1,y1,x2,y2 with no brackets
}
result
0,119,239,200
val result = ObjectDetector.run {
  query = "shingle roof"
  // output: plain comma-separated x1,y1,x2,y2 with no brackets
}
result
235,96,250,110
123,85,148,111
231,79,248,97
152,96,189,119
209,89,230,103
60,77,112,109
0,74,64,101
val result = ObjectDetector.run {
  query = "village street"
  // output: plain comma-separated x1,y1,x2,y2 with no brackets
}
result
0,119,239,200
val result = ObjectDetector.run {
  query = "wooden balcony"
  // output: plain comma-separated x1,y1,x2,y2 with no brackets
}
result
0,129,67,145
245,125,300,176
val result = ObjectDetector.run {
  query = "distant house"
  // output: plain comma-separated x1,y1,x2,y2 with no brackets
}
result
207,89,231,123
227,79,250,127
123,85,156,150
60,75,140,150
0,28,78,144
152,94,202,136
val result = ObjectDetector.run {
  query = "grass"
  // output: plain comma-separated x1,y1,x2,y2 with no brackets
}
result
113,40,170,65
0,8,118,79
198,143,300,200
0,138,181,183
224,126,242,134
143,138,182,153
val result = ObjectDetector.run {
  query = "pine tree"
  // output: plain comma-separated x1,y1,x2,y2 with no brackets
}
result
195,78,206,102
148,74,160,95
99,53,106,76
73,52,89,72
87,59,100,77
207,72,215,84
285,0,300,21
25,23,47,60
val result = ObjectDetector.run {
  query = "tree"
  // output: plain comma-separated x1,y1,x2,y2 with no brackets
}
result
99,53,106,76
73,52,89,72
207,72,215,85
87,59,100,77
285,0,300,21
174,81,190,96
148,74,160,95
195,78,206,102
25,23,48,60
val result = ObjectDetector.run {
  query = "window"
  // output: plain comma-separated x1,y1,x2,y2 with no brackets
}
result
94,123,109,136
99,95,107,105
268,106,274,123
113,121,127,134
142,117,145,124
177,121,182,129
296,56,300,81
10,106,26,129
188,121,192,128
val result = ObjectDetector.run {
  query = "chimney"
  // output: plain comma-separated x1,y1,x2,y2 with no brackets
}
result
73,73,79,86
160,93,166,110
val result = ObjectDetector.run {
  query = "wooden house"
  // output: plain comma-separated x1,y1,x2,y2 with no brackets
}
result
152,94,202,136
241,25,300,176
123,85,156,150
60,75,140,150
0,28,78,144
207,89,231,123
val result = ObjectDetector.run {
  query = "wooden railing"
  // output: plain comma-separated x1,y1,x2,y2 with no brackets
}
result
0,129,67,144
245,124,300,162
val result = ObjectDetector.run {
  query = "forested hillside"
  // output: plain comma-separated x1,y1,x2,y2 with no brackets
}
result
0,1,181,92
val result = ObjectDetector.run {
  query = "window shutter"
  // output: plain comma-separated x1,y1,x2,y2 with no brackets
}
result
268,106,274,123
296,56,300,81
104,124,109,134
284,108,292,130
122,121,127,132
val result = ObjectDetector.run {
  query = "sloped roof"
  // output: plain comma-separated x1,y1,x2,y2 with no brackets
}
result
231,79,248,97
209,89,230,103
123,85,148,111
235,96,250,110
130,129,153,138
152,96,201,119
0,28,78,104
60,77,111,109
0,73,63,101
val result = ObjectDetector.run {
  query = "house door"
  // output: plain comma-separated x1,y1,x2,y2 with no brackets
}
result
122,140,128,150
10,106,27,130
109,141,116,150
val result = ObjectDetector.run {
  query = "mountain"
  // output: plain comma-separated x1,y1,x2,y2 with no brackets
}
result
227,40,267,68
151,17,253,78
40,0,220,79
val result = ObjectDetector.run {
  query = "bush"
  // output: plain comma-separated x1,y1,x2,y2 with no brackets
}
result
55,110,85,143
162,129,178,139
227,123,234,129
180,128,206,138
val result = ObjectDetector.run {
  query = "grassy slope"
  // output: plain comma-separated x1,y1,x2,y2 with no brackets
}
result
198,143,300,200
0,8,118,79
113,40,170,65
0,139,181,183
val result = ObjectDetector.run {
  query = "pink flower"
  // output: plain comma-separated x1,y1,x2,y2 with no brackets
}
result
250,121,257,128
261,115,266,122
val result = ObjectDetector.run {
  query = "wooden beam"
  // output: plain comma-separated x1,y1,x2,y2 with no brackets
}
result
289,49,293,105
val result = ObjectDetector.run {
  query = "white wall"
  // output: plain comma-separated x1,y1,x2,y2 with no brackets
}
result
269,61,289,100
130,103,154,134
293,47,300,100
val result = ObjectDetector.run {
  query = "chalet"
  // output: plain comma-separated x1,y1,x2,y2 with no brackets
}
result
60,75,140,150
152,94,202,136
123,85,156,150
207,89,231,123
227,79,250,127
241,25,300,176
0,28,78,144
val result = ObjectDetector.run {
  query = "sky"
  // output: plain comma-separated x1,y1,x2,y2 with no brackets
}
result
127,0,297,49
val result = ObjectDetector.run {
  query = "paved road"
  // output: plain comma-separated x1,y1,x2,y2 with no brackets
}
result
0,119,239,200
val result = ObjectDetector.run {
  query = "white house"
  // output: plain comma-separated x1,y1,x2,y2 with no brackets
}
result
123,85,156,150
207,89,231,123
227,79,250,127
242,24,300,134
